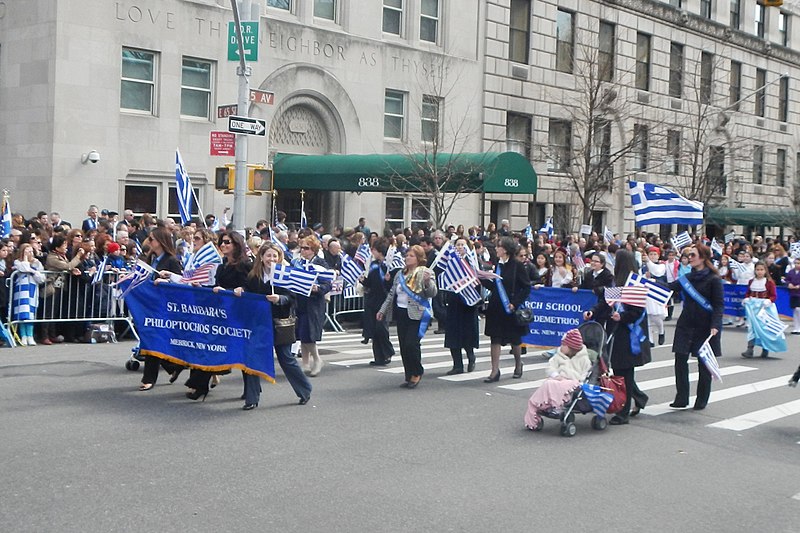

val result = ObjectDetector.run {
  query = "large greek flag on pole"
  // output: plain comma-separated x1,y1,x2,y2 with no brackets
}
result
1,192,11,238
628,181,704,226
175,149,194,226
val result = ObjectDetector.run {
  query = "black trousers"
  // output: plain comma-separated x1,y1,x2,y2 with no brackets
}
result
371,318,395,363
675,352,711,407
450,347,475,371
613,367,635,419
395,307,423,381
186,369,212,394
141,355,177,385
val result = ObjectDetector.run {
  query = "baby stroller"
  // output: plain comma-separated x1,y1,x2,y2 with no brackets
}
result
527,321,625,437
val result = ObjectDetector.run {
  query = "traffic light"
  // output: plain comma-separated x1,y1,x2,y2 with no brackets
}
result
214,165,272,193
758,0,783,7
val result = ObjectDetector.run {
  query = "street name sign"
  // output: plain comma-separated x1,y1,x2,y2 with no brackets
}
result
217,104,238,119
249,89,275,105
228,115,267,136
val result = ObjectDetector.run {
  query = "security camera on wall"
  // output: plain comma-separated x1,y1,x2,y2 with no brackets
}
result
81,150,100,164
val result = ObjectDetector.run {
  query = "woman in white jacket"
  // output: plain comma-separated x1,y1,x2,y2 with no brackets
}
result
524,329,591,430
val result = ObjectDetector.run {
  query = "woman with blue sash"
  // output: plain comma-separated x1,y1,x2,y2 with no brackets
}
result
377,245,437,389
667,243,724,410
363,237,395,366
584,250,651,424
479,237,531,383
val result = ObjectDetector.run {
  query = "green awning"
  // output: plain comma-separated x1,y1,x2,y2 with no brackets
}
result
272,151,537,194
705,208,799,227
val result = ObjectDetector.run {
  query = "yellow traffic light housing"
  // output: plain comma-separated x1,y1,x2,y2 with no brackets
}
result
758,0,783,7
214,165,272,194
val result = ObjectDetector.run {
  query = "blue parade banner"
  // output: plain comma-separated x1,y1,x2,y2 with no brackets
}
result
125,281,275,381
522,287,598,348
723,284,793,319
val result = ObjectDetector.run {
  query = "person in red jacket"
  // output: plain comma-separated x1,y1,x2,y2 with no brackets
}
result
741,261,777,358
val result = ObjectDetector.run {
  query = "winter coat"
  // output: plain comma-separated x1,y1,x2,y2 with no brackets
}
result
668,267,724,357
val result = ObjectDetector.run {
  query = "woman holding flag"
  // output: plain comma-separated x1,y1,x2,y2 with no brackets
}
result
293,235,332,377
740,261,781,359
377,245,437,388
443,238,480,375
362,237,395,366
667,243,724,411
583,250,651,424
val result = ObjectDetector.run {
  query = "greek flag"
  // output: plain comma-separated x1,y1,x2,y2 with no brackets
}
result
271,263,318,297
724,231,736,244
710,238,723,256
627,272,673,306
581,383,614,418
339,253,364,287
303,260,336,283
175,149,194,226
757,307,787,338
628,180,704,226
603,226,614,244
671,231,692,250
268,227,290,257
429,241,453,271
354,244,371,266
698,339,722,382
728,258,745,276
1,192,11,238
300,198,307,229
790,242,800,259
91,256,108,285
188,241,223,270
441,248,478,294
385,246,405,271
538,217,553,238
133,238,143,257
115,260,156,299
524,225,533,241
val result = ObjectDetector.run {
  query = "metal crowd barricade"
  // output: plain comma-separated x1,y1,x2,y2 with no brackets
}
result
4,268,138,347
325,285,365,332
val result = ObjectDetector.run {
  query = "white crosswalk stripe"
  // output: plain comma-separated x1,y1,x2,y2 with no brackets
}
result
708,399,800,431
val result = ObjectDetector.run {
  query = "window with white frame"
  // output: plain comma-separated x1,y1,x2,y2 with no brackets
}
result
121,48,157,114
700,52,713,105
700,0,711,19
383,0,403,35
555,10,574,73
730,0,741,30
124,184,159,215
385,197,405,230
598,21,615,82
755,3,765,39
633,124,649,171
635,33,651,91
420,0,439,43
755,68,766,118
421,95,441,144
708,146,726,195
779,75,789,122
168,186,201,220
509,0,531,64
268,0,291,10
777,148,787,187
548,119,572,172
314,0,336,20
666,130,681,175
753,145,763,184
506,112,532,159
411,198,430,227
668,42,683,99
181,58,213,119
780,12,790,47
384,89,405,139
730,61,742,110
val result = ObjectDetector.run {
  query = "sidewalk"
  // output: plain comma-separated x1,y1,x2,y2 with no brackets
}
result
0,339,138,368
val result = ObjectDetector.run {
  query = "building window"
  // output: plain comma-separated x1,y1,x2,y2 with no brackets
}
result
383,0,403,35
796,152,800,186
506,113,532,159
124,184,158,215
779,75,789,122
385,197,405,230
777,149,787,187
121,48,157,114
592,119,613,187
556,10,574,73
268,0,291,10
755,68,766,118
548,119,572,172
384,89,405,139
633,124,649,171
668,42,683,99
421,95,441,143
755,3,765,39
669,0,682,7
509,0,531,64
730,61,742,110
411,198,430,227
314,0,336,20
420,0,439,43
667,130,681,175
180,58,213,119
635,33,651,91
779,12,790,47
700,51,713,105
708,146,726,196
168,186,200,220
552,204,571,238
700,0,712,19
598,21,615,82
730,0,741,30
753,145,763,184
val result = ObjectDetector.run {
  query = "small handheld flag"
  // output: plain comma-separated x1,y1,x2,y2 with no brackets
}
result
710,238,723,256
604,285,649,307
538,217,553,239
339,253,365,287
698,336,722,382
271,263,318,297
91,256,108,285
603,226,614,244
671,231,692,250
626,272,673,306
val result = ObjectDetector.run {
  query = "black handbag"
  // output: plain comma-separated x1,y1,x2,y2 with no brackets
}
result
514,307,533,326
273,315,297,346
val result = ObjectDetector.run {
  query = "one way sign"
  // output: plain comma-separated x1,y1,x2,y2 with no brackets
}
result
228,115,266,136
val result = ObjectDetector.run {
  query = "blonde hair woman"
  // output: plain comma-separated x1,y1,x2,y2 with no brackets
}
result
292,235,332,376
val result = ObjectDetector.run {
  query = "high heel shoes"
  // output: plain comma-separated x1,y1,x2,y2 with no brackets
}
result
242,403,257,410
186,390,208,401
513,363,524,379
138,383,154,392
483,371,500,383
210,375,221,388
168,369,182,384
467,355,476,373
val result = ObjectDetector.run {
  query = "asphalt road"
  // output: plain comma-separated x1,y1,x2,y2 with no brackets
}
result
2,316,800,532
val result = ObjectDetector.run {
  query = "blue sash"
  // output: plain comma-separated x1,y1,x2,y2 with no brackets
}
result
616,302,647,356
398,271,433,338
494,263,512,314
678,275,713,312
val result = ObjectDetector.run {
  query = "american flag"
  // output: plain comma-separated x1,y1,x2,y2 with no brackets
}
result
604,285,649,307
671,231,693,250
626,272,673,306
572,248,585,270
91,256,108,285
698,339,722,382
756,307,787,338
179,263,216,286
114,260,156,299
353,243,371,266
271,263,318,297
581,383,614,418
339,253,364,287
188,241,223,270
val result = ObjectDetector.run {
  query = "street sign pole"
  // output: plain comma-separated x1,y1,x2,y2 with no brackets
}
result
230,0,252,232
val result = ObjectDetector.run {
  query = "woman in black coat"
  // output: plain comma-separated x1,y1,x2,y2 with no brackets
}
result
584,250,651,424
184,231,252,400
362,237,395,366
444,238,481,374
480,237,531,382
666,243,724,410
292,235,332,377
577,252,614,297
138,227,183,391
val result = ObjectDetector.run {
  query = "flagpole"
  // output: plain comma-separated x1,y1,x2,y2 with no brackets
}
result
190,187,207,228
